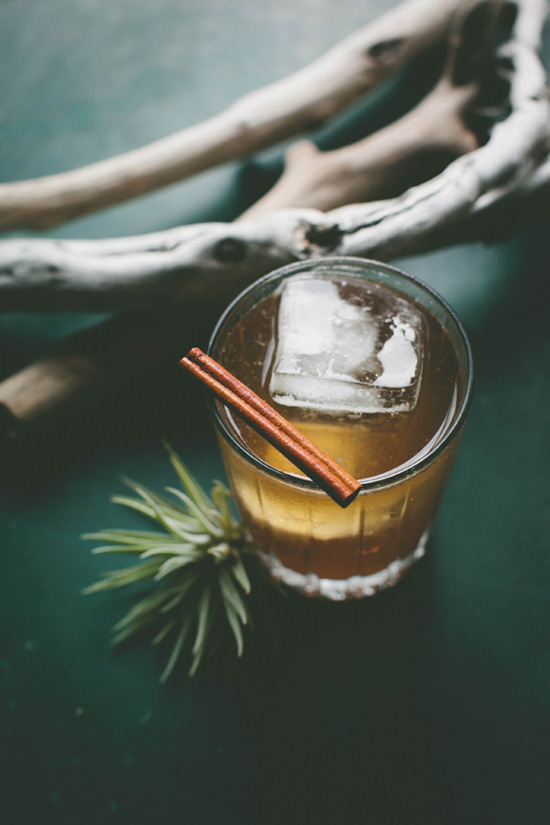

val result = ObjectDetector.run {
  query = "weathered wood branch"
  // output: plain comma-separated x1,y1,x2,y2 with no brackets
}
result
0,303,226,442
0,0,548,445
240,74,478,220
0,0,547,312
0,0,462,232
241,0,513,220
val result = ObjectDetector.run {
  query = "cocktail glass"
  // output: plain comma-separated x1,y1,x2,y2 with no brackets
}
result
208,257,473,600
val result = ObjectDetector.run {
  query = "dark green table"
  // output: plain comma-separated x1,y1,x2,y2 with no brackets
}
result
1,2,549,823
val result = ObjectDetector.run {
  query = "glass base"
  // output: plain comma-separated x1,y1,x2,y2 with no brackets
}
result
258,529,429,600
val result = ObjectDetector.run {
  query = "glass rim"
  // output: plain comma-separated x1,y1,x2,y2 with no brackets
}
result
208,256,474,492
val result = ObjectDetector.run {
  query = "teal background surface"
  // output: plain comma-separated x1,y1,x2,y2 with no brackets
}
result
1,1,549,823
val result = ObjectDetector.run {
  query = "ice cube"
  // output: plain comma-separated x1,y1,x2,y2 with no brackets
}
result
269,275,424,414
374,319,419,388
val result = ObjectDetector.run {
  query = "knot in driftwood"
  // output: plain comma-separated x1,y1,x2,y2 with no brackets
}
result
213,238,248,265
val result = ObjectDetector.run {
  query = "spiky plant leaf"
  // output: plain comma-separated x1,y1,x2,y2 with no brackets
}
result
83,446,258,679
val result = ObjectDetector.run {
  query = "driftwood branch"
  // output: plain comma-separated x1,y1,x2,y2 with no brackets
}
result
240,69,478,220
2,0,548,313
0,0,462,231
0,0,548,444
0,302,227,442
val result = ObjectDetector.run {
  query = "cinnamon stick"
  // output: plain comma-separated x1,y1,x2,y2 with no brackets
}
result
180,347,361,508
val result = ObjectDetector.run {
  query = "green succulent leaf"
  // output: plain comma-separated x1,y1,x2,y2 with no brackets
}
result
83,445,258,680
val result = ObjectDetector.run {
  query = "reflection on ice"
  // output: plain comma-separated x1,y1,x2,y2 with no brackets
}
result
269,275,424,414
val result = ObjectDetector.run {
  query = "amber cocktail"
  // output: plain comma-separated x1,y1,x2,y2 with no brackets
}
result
209,257,473,600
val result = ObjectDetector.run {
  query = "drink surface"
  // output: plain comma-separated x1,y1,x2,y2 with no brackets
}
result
217,273,461,482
